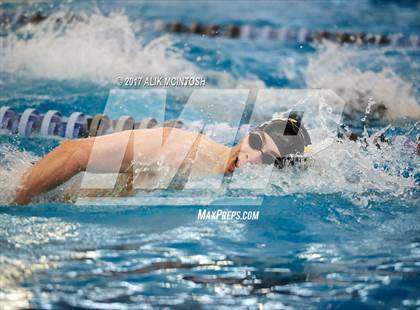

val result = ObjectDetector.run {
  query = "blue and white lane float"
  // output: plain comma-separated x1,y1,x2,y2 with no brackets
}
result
2,106,419,156
0,106,183,139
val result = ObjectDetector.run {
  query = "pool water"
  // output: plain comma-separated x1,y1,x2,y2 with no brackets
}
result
0,1,419,309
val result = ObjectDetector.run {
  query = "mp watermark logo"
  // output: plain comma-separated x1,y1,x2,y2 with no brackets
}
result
197,209,260,221
75,88,346,206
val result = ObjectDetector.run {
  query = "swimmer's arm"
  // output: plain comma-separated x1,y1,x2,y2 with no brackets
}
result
14,131,135,204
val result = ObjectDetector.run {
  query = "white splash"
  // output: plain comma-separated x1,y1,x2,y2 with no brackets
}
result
0,11,263,89
305,43,420,120
0,144,37,205
0,12,197,84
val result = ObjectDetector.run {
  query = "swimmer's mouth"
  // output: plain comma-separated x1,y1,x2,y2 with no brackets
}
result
227,157,239,173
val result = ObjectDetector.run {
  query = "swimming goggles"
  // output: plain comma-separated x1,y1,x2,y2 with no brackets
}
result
248,131,284,168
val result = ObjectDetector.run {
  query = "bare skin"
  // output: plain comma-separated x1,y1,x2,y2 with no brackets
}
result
14,127,280,204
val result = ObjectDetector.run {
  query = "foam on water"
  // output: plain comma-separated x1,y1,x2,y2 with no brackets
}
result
268,133,418,207
305,42,420,120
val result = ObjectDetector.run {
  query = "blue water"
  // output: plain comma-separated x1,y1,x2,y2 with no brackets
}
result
0,1,419,309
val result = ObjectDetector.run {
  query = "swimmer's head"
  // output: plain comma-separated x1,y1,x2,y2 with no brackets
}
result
234,113,311,169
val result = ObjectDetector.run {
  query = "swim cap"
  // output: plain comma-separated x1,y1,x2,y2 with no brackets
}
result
256,113,311,157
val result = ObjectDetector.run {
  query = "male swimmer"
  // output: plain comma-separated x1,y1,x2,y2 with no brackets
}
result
14,117,311,204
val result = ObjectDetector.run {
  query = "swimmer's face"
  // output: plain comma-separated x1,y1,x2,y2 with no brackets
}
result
236,131,281,167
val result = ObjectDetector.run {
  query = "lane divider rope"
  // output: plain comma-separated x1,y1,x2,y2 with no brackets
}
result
0,12,418,47
142,20,419,47
0,106,183,139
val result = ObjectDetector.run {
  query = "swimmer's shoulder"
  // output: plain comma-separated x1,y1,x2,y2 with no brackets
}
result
132,127,201,143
